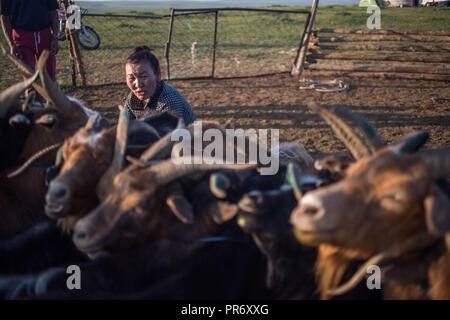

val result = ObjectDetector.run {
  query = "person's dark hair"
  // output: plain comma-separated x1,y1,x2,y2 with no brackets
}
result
126,46,160,74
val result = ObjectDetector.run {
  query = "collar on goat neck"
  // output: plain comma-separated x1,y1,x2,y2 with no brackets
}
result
324,231,441,298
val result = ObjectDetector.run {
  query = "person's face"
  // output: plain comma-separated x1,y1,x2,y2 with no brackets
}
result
126,62,161,102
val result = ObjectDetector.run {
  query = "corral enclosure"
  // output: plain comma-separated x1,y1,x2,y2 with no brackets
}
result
0,5,449,156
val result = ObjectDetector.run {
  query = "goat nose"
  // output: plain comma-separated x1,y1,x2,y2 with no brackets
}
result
74,231,87,240
55,188,67,199
49,181,70,202
300,205,320,216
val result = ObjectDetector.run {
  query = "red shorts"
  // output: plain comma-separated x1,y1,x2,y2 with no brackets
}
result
12,27,56,81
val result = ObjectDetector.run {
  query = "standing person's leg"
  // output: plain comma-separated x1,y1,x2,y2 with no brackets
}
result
37,28,57,81
12,28,37,79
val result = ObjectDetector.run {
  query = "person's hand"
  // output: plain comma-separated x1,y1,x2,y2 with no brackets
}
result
50,36,60,56
10,45,22,59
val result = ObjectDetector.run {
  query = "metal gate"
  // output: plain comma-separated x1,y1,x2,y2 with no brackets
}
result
165,8,310,80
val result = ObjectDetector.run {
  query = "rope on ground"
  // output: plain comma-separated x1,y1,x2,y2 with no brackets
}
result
299,78,349,92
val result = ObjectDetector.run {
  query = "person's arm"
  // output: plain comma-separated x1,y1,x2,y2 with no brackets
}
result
0,14,21,58
49,10,59,55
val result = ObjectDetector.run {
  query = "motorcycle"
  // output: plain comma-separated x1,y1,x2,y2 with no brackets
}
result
56,0,101,50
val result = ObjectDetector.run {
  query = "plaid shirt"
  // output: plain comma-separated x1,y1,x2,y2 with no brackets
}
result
123,80,196,125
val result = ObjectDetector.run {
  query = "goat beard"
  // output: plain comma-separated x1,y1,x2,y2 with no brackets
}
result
315,244,366,300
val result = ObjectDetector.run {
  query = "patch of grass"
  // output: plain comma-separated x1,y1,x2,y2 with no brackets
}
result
1,5,449,90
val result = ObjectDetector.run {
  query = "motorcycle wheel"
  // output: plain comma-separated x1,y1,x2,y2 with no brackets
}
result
77,25,100,50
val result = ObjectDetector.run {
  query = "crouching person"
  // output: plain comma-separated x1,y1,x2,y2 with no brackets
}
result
123,46,196,125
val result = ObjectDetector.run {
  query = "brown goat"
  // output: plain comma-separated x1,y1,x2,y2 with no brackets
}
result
291,139,450,300
0,50,90,238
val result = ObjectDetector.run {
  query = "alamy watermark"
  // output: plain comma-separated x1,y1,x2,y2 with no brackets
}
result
366,6,381,30
170,121,280,175
66,5,81,30
366,264,381,290
66,265,81,290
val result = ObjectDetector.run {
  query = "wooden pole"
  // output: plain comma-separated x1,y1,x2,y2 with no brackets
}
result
317,35,450,43
314,28,450,36
313,43,450,53
309,52,450,64
211,10,219,78
62,0,86,86
165,8,175,81
291,0,319,76
306,63,450,75
301,70,450,81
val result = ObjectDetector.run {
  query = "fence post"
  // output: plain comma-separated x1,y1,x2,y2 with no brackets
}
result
211,10,219,78
292,0,319,76
61,0,86,86
165,8,175,81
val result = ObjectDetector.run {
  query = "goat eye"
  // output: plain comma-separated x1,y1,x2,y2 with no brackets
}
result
379,194,407,213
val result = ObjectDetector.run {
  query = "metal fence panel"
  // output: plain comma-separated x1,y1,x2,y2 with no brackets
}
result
0,9,308,89
168,8,310,79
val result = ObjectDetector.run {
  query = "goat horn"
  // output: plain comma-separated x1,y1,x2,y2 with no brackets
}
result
334,105,385,152
285,162,302,201
128,120,160,139
140,118,185,162
96,109,129,199
0,42,51,101
308,102,371,160
36,50,72,112
84,113,103,130
150,157,257,187
417,147,450,179
0,66,41,118
21,91,36,113
393,130,429,154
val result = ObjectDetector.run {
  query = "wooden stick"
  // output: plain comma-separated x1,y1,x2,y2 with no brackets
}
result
317,35,450,43
302,70,450,81
315,44,450,53
62,0,86,86
306,63,450,75
310,52,450,64
314,28,450,36
291,0,319,76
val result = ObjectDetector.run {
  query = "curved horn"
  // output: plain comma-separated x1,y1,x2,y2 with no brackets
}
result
0,68,41,118
209,173,231,199
128,121,160,139
393,130,429,154
0,42,51,101
140,118,185,162
36,50,72,111
84,113,103,130
150,157,257,187
417,147,450,179
334,105,385,152
308,102,371,160
21,91,36,113
96,109,130,199
285,162,302,201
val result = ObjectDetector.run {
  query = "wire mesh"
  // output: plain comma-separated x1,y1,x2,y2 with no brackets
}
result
0,9,308,90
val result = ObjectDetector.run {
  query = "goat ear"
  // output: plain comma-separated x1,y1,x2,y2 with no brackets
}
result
210,201,238,224
424,184,450,236
166,195,195,224
35,113,59,128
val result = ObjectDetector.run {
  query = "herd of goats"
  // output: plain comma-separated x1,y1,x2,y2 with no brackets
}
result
0,46,449,300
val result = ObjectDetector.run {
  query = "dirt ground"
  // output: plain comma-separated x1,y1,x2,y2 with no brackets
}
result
66,73,450,158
